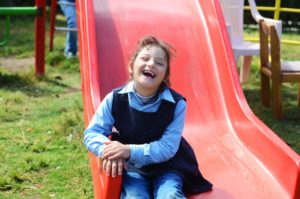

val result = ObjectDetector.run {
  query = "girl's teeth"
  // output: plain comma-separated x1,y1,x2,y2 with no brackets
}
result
143,71,155,78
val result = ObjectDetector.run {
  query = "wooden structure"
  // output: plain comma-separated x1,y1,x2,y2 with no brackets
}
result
259,20,300,119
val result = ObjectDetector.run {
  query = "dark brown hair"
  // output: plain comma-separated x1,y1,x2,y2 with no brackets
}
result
128,36,176,86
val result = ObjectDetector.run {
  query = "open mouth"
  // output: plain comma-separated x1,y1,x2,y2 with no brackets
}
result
142,70,156,78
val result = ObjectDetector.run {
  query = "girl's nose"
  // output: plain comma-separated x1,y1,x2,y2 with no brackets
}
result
146,59,155,67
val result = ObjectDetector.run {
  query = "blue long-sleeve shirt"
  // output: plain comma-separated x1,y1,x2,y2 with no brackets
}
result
83,81,186,168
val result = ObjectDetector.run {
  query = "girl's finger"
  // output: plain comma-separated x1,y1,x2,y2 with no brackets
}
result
123,159,128,170
107,152,121,160
102,150,116,159
105,160,111,176
102,144,115,155
111,160,117,178
118,159,123,175
102,159,107,171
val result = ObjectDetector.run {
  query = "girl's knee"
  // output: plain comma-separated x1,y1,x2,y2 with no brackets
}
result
121,191,151,199
155,188,186,199
153,173,186,199
121,172,152,199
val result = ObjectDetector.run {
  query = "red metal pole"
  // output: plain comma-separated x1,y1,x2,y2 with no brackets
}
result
35,0,46,76
49,0,57,51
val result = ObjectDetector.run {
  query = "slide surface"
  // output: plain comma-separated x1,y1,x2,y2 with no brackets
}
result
77,0,300,198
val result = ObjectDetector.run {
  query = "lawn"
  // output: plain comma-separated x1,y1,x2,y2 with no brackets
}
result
0,16,299,198
0,17,93,198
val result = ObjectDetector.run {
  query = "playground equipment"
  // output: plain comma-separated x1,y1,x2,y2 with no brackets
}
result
49,0,77,51
244,0,300,45
220,0,281,83
0,0,46,76
259,19,300,119
0,16,10,47
77,0,300,198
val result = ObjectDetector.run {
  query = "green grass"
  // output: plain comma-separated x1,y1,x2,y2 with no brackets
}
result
0,16,93,198
0,16,299,198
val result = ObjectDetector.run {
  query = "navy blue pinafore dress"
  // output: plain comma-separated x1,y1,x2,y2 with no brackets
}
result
111,86,212,195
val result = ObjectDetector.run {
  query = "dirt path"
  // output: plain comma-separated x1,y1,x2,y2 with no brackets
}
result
0,57,34,72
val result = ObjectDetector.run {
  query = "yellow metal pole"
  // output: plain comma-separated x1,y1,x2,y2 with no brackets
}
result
274,0,281,20
244,5,300,15
244,1,300,45
245,37,300,45
280,8,300,14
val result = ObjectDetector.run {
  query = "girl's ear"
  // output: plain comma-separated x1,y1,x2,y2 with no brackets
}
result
128,64,133,76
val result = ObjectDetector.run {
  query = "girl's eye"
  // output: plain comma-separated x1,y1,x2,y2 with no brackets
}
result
141,57,149,61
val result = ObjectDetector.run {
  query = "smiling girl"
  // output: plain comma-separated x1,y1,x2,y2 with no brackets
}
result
84,36,212,198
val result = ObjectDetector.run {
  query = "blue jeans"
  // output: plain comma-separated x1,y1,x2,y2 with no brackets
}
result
59,0,77,56
121,171,186,199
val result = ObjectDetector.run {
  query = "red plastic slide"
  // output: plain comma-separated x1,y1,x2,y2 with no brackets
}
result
77,0,300,198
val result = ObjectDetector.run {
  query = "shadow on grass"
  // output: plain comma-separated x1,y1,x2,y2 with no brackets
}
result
243,88,300,154
0,71,70,97
244,88,300,120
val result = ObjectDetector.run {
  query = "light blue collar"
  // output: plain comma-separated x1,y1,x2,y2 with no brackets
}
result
118,81,175,104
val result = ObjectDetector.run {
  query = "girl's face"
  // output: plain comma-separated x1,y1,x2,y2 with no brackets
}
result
129,45,168,95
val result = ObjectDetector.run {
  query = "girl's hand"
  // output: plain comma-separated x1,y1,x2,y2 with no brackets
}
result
102,141,131,160
102,158,126,177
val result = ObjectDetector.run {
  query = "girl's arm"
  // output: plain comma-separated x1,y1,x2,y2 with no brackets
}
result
84,92,127,178
83,92,115,157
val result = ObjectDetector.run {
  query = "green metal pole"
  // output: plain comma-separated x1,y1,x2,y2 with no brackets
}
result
0,7,38,16
0,16,10,46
